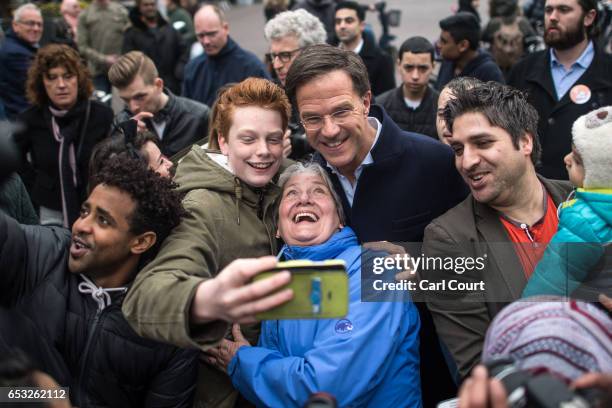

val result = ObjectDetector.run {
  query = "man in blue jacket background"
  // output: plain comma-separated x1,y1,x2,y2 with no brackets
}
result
0,3,42,120
183,4,270,107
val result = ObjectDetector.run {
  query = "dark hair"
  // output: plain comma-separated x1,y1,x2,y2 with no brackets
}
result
443,76,483,94
89,154,186,261
577,0,599,38
443,81,541,164
26,44,93,107
285,44,370,106
439,12,481,50
457,0,480,21
89,129,160,178
398,36,435,62
334,1,365,21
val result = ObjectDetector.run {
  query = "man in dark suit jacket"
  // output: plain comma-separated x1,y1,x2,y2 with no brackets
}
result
285,43,469,408
421,81,572,380
334,1,395,96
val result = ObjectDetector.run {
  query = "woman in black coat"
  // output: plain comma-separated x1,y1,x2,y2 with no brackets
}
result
15,44,112,227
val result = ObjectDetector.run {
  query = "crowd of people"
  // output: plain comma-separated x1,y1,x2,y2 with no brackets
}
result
0,0,611,407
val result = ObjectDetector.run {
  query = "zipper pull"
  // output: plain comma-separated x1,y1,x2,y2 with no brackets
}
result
520,223,538,247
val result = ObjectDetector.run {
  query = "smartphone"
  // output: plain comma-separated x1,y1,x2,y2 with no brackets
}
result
253,260,348,320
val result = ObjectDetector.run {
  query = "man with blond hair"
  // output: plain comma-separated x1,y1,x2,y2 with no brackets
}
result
183,4,269,106
110,51,210,158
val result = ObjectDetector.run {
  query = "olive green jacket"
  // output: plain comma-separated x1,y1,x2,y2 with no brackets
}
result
123,147,282,407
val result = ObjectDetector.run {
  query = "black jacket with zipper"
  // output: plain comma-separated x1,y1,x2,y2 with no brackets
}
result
0,212,197,408
123,8,188,95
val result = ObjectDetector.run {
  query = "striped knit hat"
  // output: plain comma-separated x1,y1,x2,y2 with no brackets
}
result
482,297,612,383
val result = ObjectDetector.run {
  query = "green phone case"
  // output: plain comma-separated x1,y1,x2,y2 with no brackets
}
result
253,260,349,320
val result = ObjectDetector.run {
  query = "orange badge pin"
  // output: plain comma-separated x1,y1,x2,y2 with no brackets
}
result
569,84,591,105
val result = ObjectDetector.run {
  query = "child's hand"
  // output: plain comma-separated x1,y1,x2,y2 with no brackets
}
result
598,293,612,312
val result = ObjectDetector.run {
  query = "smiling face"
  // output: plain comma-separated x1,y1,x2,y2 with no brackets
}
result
12,8,43,46
44,65,78,110
296,70,375,179
218,106,284,188
141,141,173,179
448,112,533,207
68,184,139,279
436,87,454,144
277,172,342,246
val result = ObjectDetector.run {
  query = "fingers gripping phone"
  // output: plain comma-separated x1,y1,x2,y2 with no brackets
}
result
253,260,349,320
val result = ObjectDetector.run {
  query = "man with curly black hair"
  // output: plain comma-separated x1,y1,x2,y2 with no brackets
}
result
0,154,198,407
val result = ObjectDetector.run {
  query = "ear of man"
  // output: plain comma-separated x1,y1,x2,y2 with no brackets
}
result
130,232,157,255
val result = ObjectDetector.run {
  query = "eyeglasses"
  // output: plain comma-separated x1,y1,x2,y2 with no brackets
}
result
18,20,43,28
265,48,302,64
300,107,360,131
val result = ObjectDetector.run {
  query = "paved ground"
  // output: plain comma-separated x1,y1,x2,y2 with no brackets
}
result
224,0,493,60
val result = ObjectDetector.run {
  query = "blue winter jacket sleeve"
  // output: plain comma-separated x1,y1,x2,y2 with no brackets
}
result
522,192,611,298
228,255,421,408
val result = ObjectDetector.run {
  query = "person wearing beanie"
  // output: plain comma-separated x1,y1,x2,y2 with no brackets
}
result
522,106,612,299
483,297,612,383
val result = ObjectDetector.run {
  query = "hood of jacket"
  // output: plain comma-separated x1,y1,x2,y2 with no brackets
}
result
128,7,167,30
279,226,358,264
575,189,612,227
174,147,282,223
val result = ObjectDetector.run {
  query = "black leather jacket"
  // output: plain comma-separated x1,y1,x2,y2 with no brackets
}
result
0,213,198,408
114,89,210,158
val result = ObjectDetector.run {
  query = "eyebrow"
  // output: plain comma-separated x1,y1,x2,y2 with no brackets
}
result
465,133,495,142
96,206,117,226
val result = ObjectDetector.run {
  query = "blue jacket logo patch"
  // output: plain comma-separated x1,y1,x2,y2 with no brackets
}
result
335,319,353,334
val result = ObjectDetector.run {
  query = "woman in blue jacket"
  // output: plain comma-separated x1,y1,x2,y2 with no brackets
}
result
205,161,422,407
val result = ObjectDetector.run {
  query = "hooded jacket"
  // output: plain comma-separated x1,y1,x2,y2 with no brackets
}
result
435,49,505,90
0,212,197,408
522,189,612,298
123,147,283,407
229,227,422,407
122,8,187,94
182,37,270,106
